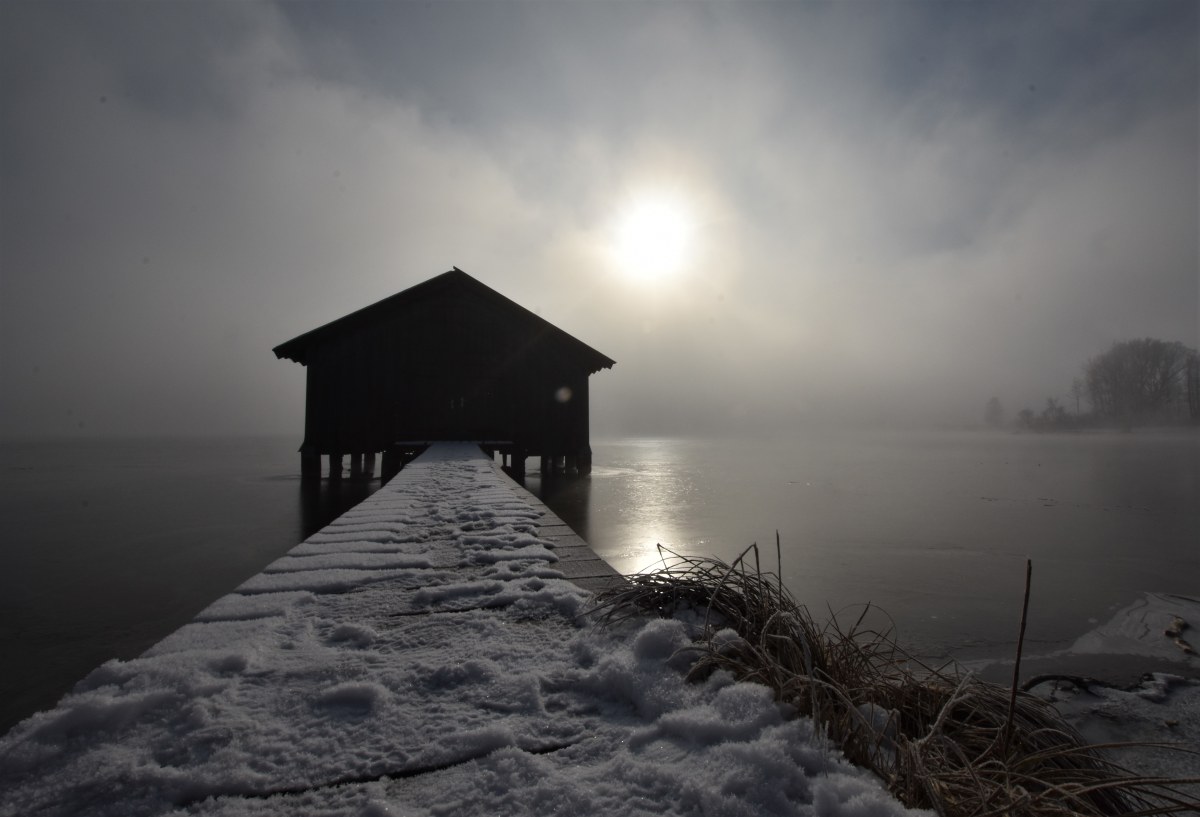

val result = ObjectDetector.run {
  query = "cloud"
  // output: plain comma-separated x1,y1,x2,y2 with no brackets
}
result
1,1,1194,436
1,4,565,435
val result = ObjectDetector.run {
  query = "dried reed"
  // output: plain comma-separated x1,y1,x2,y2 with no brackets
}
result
591,544,1199,817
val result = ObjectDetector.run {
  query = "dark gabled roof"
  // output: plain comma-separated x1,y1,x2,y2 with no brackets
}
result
272,268,615,373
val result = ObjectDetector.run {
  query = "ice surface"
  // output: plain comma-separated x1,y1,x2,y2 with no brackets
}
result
1069,592,1200,661
1022,592,1200,783
1029,672,1200,782
0,444,928,816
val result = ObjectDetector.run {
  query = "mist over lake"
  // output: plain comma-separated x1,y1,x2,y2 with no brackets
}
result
3,429,1195,733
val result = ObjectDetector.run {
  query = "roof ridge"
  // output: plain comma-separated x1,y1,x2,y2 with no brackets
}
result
271,269,615,374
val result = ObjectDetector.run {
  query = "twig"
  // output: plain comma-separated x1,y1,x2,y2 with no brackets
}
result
703,542,758,634
1004,558,1033,753
1020,674,1104,694
776,530,784,612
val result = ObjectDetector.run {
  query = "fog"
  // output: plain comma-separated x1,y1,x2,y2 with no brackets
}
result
1,1,1196,438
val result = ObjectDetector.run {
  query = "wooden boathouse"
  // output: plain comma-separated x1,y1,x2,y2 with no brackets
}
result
273,268,615,481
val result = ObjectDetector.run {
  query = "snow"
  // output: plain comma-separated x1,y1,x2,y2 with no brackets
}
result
1019,592,1200,784
0,443,925,817
1039,673,1200,783
1068,592,1200,662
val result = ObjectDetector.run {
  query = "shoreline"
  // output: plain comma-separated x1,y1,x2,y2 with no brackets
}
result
969,591,1200,687
970,592,1200,784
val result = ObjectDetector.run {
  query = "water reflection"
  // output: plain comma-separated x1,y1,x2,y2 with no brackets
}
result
298,477,382,538
532,440,706,575
526,470,590,536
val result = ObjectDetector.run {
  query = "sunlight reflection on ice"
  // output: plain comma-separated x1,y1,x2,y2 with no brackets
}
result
593,439,705,575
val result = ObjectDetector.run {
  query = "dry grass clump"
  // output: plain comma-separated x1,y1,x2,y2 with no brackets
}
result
592,544,1200,817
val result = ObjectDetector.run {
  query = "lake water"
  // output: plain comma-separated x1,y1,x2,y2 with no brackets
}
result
2,430,1197,734
534,431,1199,664
0,437,377,734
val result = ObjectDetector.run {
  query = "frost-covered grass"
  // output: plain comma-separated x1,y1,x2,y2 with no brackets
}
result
593,546,1200,816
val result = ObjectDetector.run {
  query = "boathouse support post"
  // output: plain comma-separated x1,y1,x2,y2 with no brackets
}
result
381,448,400,483
349,453,363,479
364,452,376,478
329,453,343,481
301,451,321,481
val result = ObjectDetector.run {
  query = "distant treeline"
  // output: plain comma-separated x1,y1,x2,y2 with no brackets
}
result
989,338,1200,431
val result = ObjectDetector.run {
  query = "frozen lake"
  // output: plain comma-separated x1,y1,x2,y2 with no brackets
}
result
2,429,1197,733
0,436,375,733
537,430,1200,661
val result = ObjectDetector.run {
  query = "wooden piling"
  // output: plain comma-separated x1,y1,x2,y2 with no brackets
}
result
301,451,321,481
381,448,400,483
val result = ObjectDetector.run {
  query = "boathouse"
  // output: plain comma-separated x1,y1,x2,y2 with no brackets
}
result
273,268,615,481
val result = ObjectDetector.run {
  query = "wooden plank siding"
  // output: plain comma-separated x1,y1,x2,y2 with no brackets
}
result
275,269,613,479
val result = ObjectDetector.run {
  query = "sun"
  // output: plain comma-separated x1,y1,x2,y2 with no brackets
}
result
612,193,694,281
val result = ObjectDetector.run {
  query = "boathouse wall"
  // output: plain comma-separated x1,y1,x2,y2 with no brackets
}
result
274,269,613,480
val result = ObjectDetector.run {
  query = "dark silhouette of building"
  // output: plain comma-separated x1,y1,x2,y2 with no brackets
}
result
273,268,614,481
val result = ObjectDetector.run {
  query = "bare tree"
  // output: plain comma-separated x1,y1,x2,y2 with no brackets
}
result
1069,378,1085,416
1083,338,1195,424
1041,397,1068,427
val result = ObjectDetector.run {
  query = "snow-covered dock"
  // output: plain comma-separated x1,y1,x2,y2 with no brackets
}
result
0,443,922,817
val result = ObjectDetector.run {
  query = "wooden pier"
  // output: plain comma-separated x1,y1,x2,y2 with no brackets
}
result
0,444,960,816
283,441,624,596
0,443,629,814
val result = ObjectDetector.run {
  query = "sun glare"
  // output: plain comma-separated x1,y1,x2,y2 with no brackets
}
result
613,194,693,281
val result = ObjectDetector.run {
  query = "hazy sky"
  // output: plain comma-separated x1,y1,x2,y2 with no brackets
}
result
1,1,1196,438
